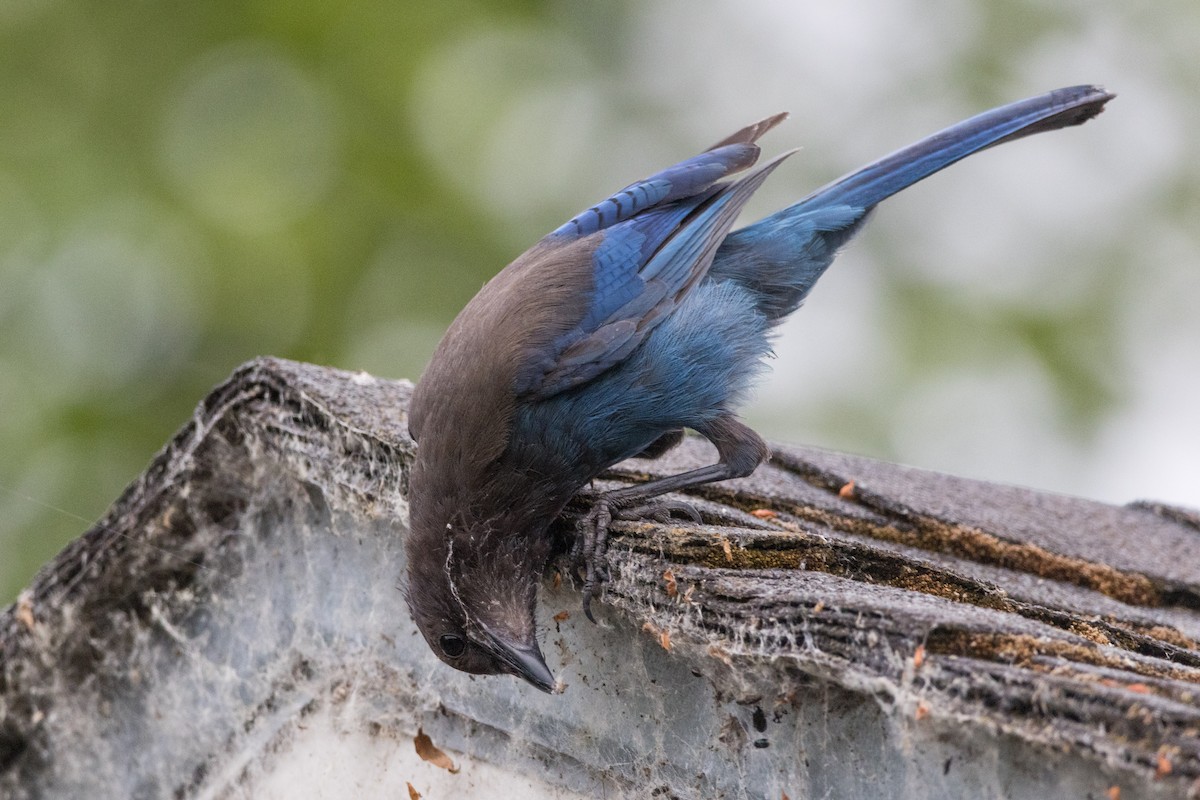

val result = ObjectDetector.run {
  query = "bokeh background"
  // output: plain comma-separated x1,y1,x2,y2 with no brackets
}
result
1,1,1198,604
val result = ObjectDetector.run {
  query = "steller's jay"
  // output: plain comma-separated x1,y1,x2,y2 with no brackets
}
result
405,85,1113,692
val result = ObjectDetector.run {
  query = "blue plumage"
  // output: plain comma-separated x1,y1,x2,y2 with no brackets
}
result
511,279,772,479
526,146,791,399
404,86,1114,691
715,85,1117,321
549,142,761,239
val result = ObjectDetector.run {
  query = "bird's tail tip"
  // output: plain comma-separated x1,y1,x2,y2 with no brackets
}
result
709,111,790,151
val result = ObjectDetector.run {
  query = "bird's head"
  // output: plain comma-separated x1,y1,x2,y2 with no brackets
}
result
404,511,557,693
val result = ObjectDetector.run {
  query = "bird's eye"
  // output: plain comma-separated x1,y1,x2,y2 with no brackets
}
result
439,633,466,658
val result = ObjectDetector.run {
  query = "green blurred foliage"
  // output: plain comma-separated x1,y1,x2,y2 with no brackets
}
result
0,0,551,600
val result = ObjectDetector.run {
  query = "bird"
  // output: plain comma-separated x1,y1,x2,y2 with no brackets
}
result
404,85,1113,693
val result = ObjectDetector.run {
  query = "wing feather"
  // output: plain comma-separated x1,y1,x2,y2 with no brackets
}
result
526,148,794,399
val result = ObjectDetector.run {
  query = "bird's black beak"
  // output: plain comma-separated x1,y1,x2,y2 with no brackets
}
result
490,636,556,693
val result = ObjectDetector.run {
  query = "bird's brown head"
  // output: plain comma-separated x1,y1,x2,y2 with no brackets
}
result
404,501,557,693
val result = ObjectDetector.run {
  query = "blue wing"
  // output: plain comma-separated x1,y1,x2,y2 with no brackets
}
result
515,115,792,399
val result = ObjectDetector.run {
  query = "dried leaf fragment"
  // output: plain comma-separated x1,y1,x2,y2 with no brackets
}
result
812,601,825,614
721,538,733,562
915,700,930,721
751,508,777,519
414,727,459,773
838,481,856,499
663,568,678,598
553,610,570,622
1156,750,1172,778
1105,786,1120,800
407,782,423,800
707,643,733,666
552,571,562,590
641,621,671,650
15,591,35,631
913,643,926,670
1126,683,1150,694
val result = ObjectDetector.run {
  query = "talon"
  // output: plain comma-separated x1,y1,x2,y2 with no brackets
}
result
575,497,615,623
582,583,597,623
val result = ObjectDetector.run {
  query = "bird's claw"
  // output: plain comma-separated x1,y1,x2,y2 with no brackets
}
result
613,498,702,524
575,494,703,622
579,498,613,623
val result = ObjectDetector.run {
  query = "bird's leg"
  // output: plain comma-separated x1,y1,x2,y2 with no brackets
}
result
567,428,686,566
579,415,769,622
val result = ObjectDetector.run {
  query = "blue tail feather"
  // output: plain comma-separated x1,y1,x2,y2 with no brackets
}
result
788,85,1112,212
712,85,1113,321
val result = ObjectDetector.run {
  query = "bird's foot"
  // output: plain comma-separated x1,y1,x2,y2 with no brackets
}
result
578,497,614,623
612,498,702,525
575,494,702,623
